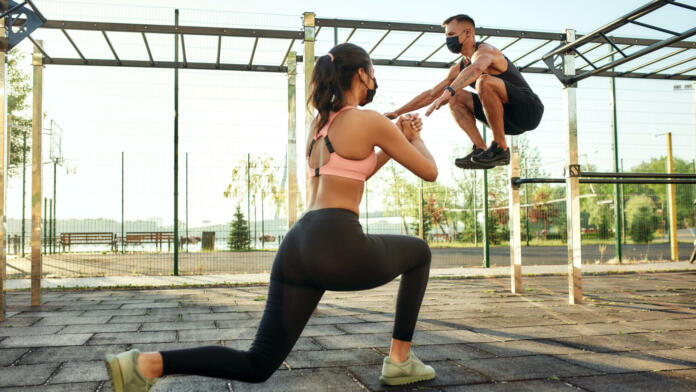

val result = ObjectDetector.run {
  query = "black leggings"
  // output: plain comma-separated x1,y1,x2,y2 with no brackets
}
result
160,208,431,383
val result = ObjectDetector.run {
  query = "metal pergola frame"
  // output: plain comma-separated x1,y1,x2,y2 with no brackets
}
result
1,1,695,318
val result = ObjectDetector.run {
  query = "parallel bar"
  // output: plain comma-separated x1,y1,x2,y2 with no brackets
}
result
618,47,688,75
672,64,696,76
420,42,445,63
392,32,424,61
368,30,390,55
628,19,680,36
61,29,86,62
141,33,154,65
647,54,696,75
580,171,696,178
42,20,304,39
248,37,259,68
512,39,552,64
31,40,43,306
513,178,696,184
500,37,521,51
216,35,221,68
543,0,671,60
572,27,696,84
280,38,295,66
101,31,120,64
344,27,356,43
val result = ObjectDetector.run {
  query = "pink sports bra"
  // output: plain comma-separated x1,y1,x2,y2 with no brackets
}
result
306,106,377,182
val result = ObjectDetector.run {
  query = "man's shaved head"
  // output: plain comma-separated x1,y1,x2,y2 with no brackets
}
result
442,14,475,28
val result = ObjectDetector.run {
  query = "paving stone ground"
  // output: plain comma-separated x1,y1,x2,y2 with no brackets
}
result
1,271,695,391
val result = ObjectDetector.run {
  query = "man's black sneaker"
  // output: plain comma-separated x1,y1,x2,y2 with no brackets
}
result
455,146,494,170
472,141,510,166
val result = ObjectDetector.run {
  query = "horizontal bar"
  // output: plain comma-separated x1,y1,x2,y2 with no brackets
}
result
141,32,154,65
41,20,304,39
672,64,696,76
101,31,121,64
647,54,696,75
248,37,259,68
44,58,288,72
579,44,633,70
368,30,390,55
600,32,627,57
344,27,356,43
280,38,295,66
513,39,552,64
28,36,51,60
628,19,680,36
618,47,688,75
393,31,424,61
580,171,696,178
571,27,696,84
421,42,445,63
216,35,222,68
513,177,696,185
670,0,696,12
180,33,188,66
500,37,521,51
542,0,671,60
62,29,86,62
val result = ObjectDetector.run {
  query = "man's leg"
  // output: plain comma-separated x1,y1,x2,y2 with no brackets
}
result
449,90,486,150
475,75,509,150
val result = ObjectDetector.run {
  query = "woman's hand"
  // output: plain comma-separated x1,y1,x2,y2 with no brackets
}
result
397,113,422,142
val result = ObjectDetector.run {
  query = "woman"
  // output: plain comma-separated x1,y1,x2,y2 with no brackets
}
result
104,43,438,392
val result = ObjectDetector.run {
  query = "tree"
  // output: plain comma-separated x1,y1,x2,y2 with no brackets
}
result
8,49,32,177
228,206,250,250
630,206,659,243
410,195,433,240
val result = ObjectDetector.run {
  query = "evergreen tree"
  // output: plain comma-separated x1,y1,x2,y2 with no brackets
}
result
228,206,250,250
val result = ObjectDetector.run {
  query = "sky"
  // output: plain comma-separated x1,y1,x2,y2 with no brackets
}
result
4,0,695,228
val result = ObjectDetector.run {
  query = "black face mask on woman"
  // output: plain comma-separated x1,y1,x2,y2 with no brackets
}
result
446,35,463,54
360,76,378,107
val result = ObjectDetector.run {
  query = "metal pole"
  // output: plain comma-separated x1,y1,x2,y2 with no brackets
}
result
333,27,337,46
31,40,44,306
483,125,490,268
21,130,26,257
48,199,52,255
621,158,626,244
303,12,315,208
563,29,583,304
666,132,678,261
185,152,188,252
121,151,124,253
52,160,56,254
0,11,7,320
365,182,369,234
509,137,522,293
173,9,179,275
287,51,297,228
524,157,530,247
610,54,623,263
247,153,251,248
418,179,424,239
473,172,477,247
42,197,46,254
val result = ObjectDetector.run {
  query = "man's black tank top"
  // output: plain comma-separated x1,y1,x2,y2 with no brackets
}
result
460,42,532,91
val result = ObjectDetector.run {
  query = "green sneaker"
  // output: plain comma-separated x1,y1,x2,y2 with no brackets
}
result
379,351,436,386
104,349,158,392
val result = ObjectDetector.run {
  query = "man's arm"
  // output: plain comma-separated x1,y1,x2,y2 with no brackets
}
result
385,65,459,119
425,46,496,116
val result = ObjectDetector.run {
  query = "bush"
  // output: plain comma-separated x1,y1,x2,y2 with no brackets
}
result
629,206,659,243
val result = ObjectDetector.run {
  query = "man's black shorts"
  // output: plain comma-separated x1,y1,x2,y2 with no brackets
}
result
471,80,544,135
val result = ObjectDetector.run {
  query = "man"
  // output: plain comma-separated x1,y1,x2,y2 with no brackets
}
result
385,14,544,169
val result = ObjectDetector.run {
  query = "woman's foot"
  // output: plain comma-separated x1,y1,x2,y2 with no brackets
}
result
379,350,436,386
104,349,159,392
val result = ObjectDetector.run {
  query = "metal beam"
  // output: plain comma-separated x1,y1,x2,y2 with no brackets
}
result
420,42,445,63
618,47,688,75
646,54,696,76
368,30,390,55
180,33,188,66
248,37,259,69
41,20,303,39
27,36,51,60
280,38,295,66
579,45,633,70
392,31,424,61
61,29,86,63
500,37,521,51
141,33,154,65
571,27,696,84
101,31,120,64
216,35,221,68
344,27,356,43
628,19,680,36
44,58,288,72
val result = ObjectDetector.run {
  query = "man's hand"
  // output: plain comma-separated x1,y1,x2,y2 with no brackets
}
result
425,91,452,117
384,111,399,120
397,113,423,142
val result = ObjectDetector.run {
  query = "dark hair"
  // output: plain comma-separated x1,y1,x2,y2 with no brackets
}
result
307,43,372,133
442,14,475,27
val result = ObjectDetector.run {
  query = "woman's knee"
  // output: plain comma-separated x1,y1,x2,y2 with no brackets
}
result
415,238,432,266
241,354,279,383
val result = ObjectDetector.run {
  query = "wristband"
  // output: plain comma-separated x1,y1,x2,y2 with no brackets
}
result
444,86,456,96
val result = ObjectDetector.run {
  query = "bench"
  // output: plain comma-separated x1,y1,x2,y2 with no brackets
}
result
125,232,175,251
60,232,117,252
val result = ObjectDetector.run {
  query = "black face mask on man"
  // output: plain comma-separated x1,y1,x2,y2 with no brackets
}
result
446,34,463,54
360,75,378,106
